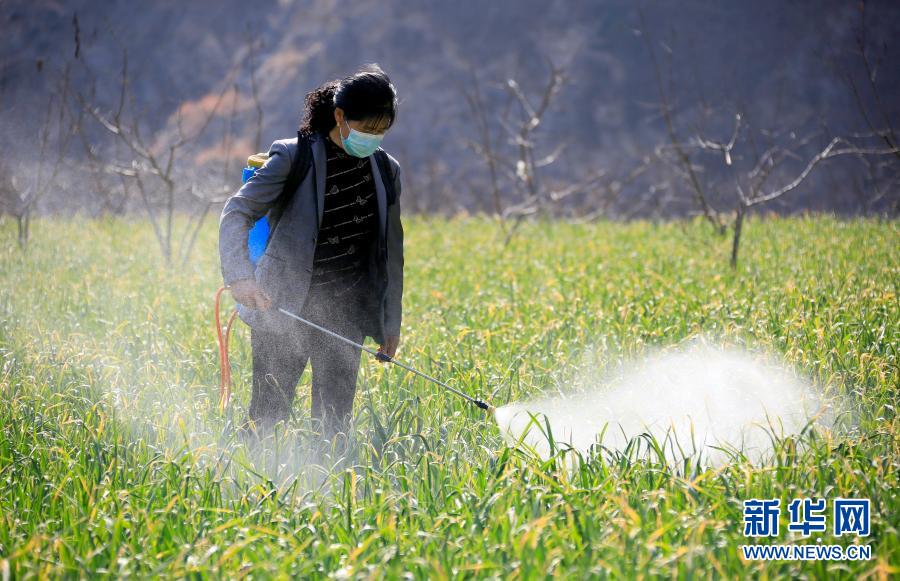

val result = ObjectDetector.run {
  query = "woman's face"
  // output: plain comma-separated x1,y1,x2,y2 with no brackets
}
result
334,107,391,136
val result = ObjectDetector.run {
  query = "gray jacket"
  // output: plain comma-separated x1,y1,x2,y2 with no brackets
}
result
218,131,404,344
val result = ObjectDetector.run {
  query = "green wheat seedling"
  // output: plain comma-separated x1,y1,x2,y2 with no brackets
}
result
0,214,896,577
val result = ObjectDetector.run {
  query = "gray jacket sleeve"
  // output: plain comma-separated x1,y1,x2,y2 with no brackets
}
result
218,140,292,286
383,163,404,336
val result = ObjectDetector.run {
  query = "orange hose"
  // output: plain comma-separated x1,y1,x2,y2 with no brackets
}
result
215,286,238,411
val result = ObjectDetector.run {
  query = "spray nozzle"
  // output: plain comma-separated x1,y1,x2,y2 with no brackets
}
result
474,399,494,413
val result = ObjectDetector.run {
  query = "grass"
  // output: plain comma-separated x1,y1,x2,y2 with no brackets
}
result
0,213,897,578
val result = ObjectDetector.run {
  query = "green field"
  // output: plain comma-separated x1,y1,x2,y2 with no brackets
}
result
0,215,897,578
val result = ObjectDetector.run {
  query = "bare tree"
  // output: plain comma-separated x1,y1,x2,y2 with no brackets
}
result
637,7,726,234
460,55,621,244
176,82,248,267
64,78,130,217
637,3,898,268
726,134,899,266
459,66,506,230
499,60,567,220
834,0,900,214
1,63,75,249
75,46,232,265
676,112,899,267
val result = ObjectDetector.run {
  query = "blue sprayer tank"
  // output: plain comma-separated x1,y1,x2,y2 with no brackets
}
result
243,152,270,265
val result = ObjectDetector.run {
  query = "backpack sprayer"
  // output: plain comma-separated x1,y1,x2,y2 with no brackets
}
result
214,149,493,415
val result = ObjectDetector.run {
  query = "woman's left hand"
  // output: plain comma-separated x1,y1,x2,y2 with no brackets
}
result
378,335,400,360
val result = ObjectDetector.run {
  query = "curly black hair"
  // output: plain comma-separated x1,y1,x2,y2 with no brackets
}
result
299,63,398,136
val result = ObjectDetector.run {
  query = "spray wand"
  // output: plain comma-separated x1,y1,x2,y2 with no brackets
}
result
277,307,494,413
214,288,493,413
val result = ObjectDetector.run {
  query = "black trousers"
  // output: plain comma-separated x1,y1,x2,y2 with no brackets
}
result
248,278,372,437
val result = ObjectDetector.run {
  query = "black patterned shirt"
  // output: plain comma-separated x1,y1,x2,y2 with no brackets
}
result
309,135,379,294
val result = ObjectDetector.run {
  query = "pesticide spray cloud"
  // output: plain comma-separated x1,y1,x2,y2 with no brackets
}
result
494,341,834,467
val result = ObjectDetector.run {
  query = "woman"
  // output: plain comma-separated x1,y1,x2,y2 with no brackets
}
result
218,64,404,439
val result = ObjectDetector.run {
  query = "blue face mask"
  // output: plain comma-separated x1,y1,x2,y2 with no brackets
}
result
339,117,385,158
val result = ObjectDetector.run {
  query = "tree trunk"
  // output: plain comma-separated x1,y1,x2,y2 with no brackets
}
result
16,209,30,250
730,205,745,269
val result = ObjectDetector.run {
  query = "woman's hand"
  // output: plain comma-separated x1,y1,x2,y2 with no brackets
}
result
378,335,400,360
229,278,272,310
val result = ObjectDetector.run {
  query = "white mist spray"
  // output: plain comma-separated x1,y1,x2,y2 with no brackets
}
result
494,341,833,467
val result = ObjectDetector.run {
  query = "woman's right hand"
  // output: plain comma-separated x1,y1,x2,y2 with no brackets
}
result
229,278,272,310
